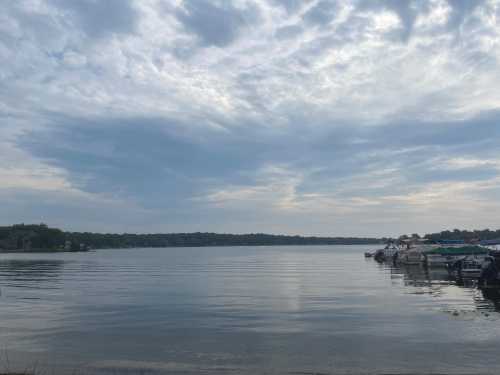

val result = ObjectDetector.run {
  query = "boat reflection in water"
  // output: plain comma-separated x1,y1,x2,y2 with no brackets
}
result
376,260,500,314
479,288,500,311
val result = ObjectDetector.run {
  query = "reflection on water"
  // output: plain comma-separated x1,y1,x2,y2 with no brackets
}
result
2,246,500,374
480,288,500,311
380,260,500,313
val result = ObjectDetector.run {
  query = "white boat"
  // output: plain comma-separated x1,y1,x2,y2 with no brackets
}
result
373,243,399,262
396,243,439,265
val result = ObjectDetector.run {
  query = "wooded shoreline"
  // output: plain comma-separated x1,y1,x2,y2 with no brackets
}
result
0,223,384,252
2,224,500,253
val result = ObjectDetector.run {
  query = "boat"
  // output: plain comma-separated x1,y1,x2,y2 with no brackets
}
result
424,245,489,267
373,243,399,263
448,256,484,279
478,252,500,288
394,240,439,265
396,248,425,265
480,239,500,251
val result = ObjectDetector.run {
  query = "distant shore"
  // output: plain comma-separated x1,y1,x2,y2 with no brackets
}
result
0,224,385,253
4,223,500,254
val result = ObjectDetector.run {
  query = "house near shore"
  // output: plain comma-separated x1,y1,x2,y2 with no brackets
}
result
0,230,35,251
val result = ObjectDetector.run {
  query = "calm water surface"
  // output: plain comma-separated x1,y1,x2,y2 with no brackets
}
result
1,245,500,374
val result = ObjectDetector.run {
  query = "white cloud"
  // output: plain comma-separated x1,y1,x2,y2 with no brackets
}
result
439,157,500,170
2,0,500,125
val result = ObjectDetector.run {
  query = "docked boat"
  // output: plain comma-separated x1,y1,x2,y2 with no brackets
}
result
449,256,484,279
478,252,500,287
424,245,489,267
395,240,439,265
373,243,399,263
480,239,500,251
396,248,425,265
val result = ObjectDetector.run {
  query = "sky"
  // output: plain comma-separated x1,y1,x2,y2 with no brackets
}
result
1,0,500,237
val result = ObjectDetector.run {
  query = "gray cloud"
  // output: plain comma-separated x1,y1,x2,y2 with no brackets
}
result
50,0,139,38
302,0,338,26
176,0,260,47
17,115,277,207
0,2,66,52
446,0,487,30
275,24,304,40
272,0,308,13
16,110,500,218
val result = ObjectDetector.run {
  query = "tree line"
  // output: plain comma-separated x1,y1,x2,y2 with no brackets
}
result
3,224,499,252
423,228,500,243
0,223,384,251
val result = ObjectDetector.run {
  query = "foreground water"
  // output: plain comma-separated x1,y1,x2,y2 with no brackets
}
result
2,245,500,374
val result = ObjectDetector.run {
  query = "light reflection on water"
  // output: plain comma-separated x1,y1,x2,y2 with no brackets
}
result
1,245,500,374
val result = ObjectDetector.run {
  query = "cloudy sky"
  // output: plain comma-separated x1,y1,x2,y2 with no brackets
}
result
1,0,500,236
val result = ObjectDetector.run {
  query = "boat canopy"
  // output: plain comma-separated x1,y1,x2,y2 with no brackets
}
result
437,240,466,245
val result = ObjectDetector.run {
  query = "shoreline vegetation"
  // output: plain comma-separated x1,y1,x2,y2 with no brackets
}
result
1,224,500,253
0,224,384,253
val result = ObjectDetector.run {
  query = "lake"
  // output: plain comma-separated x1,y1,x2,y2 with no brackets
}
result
1,245,500,374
